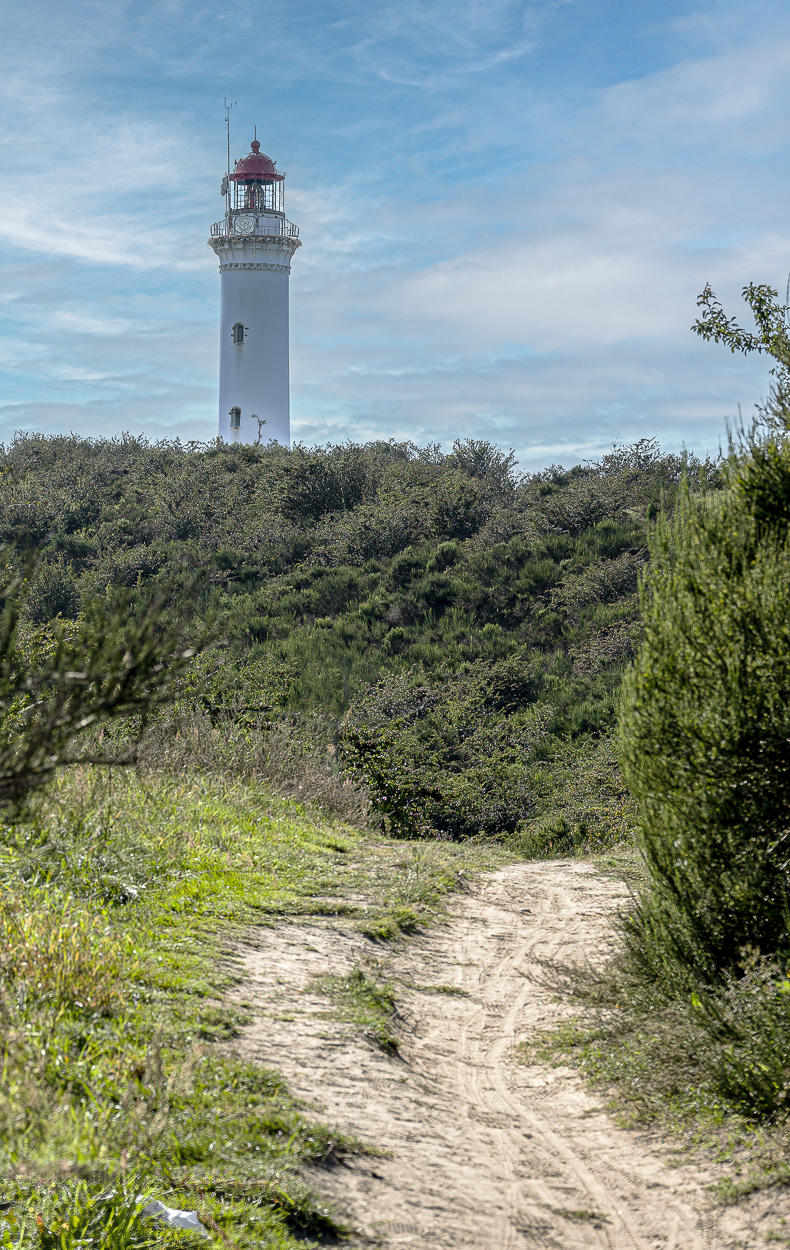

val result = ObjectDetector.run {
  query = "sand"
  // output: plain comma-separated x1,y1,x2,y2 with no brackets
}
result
229,859,789,1248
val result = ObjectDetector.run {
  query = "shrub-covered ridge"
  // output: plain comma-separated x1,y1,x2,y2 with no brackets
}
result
0,433,718,845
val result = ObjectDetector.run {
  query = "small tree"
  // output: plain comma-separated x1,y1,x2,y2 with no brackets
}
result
0,561,202,806
693,281,790,368
618,472,790,989
616,281,790,990
693,280,790,431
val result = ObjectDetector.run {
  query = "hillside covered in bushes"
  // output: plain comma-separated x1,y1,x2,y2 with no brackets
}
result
0,432,718,847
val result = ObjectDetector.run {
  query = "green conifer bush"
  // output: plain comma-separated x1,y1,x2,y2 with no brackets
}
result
540,284,790,1138
616,283,790,992
619,459,790,988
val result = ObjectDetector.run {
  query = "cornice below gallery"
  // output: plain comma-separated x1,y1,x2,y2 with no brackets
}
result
207,235,301,259
218,262,291,273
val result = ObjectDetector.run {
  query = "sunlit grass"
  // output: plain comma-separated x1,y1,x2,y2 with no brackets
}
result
0,767,512,1246
0,769,374,1247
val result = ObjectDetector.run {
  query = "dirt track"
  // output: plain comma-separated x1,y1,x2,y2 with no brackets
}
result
230,860,787,1249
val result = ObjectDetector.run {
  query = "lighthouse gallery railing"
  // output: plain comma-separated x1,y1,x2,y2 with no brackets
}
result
210,217,300,239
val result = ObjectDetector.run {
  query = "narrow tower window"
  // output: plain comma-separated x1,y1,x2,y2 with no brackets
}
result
229,407,241,429
232,322,245,344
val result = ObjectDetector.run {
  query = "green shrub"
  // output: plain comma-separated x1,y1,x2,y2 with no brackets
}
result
339,662,551,839
427,539,460,572
389,547,426,586
23,562,80,624
278,443,374,521
619,439,790,989
514,813,588,858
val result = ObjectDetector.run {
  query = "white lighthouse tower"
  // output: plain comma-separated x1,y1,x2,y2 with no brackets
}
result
208,138,301,446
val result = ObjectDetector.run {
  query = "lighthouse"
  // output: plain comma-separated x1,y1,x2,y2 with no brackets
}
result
208,139,301,446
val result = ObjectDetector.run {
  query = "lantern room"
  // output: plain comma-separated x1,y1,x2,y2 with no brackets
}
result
222,139,286,215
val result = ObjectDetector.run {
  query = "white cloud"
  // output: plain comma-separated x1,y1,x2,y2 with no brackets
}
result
0,0,787,467
280,21,790,464
600,35,790,153
345,0,550,88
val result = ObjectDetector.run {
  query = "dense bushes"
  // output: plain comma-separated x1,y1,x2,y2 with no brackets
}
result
573,416,790,1133
619,433,790,988
0,431,717,840
340,661,549,839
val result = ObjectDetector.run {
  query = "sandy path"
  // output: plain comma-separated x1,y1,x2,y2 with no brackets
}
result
230,860,785,1248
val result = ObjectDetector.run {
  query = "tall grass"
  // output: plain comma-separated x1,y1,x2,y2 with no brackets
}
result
0,769,377,1247
0,890,131,1017
134,709,371,828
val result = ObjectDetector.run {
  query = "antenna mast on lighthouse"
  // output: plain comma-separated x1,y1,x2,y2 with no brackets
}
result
223,96,236,181
208,118,302,447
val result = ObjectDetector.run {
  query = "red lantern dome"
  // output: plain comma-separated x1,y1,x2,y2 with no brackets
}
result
230,140,284,185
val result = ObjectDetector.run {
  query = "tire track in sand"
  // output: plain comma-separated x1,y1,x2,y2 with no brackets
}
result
230,860,781,1249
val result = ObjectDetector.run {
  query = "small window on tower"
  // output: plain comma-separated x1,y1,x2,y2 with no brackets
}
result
229,407,241,429
232,322,245,344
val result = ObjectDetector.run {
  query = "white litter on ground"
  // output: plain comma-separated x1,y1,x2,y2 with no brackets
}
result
141,1199,211,1239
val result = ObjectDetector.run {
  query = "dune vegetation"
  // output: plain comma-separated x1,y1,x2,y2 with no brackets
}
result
0,430,719,850
536,283,790,1195
6,277,790,1237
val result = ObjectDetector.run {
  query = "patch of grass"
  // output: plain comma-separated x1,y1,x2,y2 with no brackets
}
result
313,966,400,1054
0,767,513,1244
522,969,790,1203
359,908,418,940
4,1174,204,1250
0,767,392,1247
1,1166,349,1248
553,1208,609,1225
357,840,508,940
527,1013,735,1132
592,842,645,885
710,1159,790,1206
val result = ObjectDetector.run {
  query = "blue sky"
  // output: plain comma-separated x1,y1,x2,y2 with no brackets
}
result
1,0,790,468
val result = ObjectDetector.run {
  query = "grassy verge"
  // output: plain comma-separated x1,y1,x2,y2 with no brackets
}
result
519,849,790,1204
0,767,511,1246
526,1012,790,1202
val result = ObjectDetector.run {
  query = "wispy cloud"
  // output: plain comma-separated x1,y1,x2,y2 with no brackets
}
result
600,35,790,153
344,0,553,88
0,0,787,466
